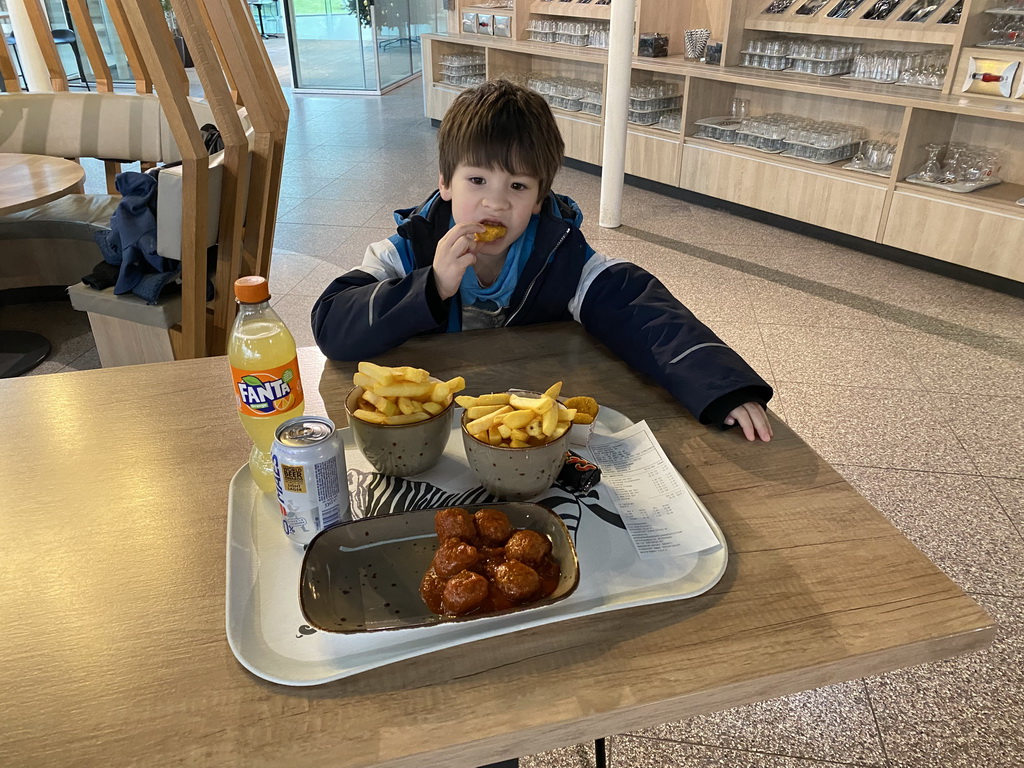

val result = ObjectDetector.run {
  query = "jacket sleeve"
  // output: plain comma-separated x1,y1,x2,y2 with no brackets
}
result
576,259,772,426
310,238,449,360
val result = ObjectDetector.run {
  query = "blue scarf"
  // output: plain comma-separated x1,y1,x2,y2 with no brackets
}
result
447,215,539,331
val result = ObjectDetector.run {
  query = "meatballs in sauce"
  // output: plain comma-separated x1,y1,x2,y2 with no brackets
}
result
420,506,561,617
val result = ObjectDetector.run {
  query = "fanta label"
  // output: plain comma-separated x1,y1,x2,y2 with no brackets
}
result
231,357,305,418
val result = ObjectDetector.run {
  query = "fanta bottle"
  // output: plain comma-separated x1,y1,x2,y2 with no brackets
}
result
228,276,305,493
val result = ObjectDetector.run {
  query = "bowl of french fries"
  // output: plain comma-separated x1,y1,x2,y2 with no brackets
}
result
458,381,577,501
346,362,466,477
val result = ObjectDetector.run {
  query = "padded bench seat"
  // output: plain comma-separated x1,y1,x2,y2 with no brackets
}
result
67,281,183,367
0,194,118,291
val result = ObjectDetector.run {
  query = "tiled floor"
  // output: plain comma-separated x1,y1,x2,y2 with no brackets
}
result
3,79,1023,768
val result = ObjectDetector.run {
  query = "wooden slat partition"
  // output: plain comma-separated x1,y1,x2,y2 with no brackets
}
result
22,0,69,91
203,0,289,281
168,0,248,355
0,37,21,92
117,0,211,359
65,0,113,92
190,0,240,106
105,0,153,93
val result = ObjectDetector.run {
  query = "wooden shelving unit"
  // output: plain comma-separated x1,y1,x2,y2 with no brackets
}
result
529,0,612,21
422,0,1024,284
745,0,966,46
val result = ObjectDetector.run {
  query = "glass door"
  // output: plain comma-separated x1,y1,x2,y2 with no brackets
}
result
286,0,375,90
373,0,415,90
284,0,437,93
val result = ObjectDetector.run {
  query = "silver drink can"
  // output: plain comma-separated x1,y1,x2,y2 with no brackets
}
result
272,416,349,546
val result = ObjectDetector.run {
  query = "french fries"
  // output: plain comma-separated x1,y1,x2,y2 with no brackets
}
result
457,381,593,448
352,362,465,425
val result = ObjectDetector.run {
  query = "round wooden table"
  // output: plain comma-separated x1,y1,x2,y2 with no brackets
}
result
0,152,85,215
0,153,87,377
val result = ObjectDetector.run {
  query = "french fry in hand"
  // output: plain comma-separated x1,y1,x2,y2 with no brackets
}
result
351,363,466,424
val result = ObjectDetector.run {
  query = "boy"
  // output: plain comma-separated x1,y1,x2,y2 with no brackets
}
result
311,79,772,442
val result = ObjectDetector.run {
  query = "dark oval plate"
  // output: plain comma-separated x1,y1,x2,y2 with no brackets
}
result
299,502,580,634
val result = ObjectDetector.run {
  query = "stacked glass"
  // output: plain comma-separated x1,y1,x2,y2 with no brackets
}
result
849,49,948,84
527,75,604,113
440,54,486,86
627,81,681,125
734,113,866,160
524,19,610,48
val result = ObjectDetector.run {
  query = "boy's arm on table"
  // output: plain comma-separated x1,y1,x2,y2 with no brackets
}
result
311,239,448,360
575,259,773,435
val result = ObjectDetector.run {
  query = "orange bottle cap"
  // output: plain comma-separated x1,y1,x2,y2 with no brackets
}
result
235,276,270,303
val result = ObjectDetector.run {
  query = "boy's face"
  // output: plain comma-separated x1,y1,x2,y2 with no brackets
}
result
439,164,544,257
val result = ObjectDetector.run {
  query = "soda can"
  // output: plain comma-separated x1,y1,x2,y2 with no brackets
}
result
272,415,349,546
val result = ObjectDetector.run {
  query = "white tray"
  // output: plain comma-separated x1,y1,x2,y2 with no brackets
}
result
905,173,1002,194
843,162,892,177
225,408,728,686
839,74,898,85
694,115,742,128
781,149,855,164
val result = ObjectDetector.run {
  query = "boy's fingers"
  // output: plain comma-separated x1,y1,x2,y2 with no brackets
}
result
750,404,772,442
733,408,756,441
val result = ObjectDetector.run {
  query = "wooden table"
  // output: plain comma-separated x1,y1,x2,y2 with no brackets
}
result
0,152,85,215
0,324,994,767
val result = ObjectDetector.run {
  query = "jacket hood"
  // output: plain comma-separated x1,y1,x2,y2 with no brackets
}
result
394,190,584,230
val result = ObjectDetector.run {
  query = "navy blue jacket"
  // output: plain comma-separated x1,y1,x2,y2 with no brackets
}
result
311,191,772,426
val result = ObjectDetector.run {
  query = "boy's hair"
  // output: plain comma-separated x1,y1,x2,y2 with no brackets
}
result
438,79,565,201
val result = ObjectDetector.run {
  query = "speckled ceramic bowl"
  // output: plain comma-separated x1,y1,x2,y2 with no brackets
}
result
345,386,454,477
461,403,572,501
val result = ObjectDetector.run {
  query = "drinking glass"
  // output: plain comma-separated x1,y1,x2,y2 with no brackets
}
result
918,143,944,182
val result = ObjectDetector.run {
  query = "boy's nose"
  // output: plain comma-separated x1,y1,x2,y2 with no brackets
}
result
483,194,510,210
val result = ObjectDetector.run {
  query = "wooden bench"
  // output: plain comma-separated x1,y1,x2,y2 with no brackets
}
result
0,0,289,364
0,91,249,366
0,92,228,290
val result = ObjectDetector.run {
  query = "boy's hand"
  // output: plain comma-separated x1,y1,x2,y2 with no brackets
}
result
433,222,485,300
724,402,772,442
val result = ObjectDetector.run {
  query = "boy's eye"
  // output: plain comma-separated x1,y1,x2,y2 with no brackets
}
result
468,177,485,185
511,182,530,191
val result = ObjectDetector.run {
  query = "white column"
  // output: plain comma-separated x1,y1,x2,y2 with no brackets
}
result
7,0,53,92
598,0,636,229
